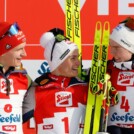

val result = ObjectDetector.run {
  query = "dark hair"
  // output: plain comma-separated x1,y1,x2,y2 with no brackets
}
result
120,17,134,30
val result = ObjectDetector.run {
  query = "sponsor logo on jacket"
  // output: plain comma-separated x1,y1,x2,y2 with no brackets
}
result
0,114,21,123
55,91,72,107
110,112,134,122
117,72,134,86
2,125,16,132
43,124,53,130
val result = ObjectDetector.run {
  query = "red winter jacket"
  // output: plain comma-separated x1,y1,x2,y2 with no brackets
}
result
23,73,88,134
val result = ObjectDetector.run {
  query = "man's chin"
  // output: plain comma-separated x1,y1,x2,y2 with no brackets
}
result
14,63,22,68
72,72,78,77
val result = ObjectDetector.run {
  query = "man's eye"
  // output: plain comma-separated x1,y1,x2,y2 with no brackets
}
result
72,56,79,60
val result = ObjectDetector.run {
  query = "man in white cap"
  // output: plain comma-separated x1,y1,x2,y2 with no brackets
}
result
0,21,32,134
23,28,88,134
107,17,134,134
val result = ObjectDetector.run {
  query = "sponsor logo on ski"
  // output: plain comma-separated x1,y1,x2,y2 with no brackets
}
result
74,0,80,38
2,125,16,131
55,91,72,107
100,45,107,80
66,0,73,40
90,45,99,88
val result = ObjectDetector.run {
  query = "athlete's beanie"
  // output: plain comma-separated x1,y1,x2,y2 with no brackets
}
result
0,22,26,56
110,17,134,53
40,28,78,72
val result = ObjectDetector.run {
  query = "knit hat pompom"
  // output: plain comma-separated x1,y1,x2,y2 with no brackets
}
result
40,28,78,72
40,32,55,49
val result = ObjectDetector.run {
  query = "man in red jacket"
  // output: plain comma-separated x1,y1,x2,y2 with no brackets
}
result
0,22,32,134
23,28,88,134
107,17,134,134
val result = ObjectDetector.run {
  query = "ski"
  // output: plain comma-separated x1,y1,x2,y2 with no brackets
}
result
92,21,110,134
65,0,73,42
84,21,102,134
84,21,110,134
65,1,111,133
65,0,82,78
98,22,110,132
73,0,82,78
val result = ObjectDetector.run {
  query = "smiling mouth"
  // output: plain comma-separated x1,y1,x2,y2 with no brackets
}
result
17,58,21,60
114,57,120,61
72,68,79,72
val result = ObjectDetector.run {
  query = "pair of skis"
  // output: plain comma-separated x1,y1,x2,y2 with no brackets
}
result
65,0,82,78
84,21,110,134
65,0,111,133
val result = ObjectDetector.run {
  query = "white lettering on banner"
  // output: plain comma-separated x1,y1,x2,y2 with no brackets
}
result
98,0,109,15
58,0,86,13
98,0,134,15
119,0,134,15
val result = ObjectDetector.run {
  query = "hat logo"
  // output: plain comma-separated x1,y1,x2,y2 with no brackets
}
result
120,39,131,47
60,49,70,60
6,44,12,50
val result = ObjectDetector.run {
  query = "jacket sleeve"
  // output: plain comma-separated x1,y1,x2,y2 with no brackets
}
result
22,85,35,123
